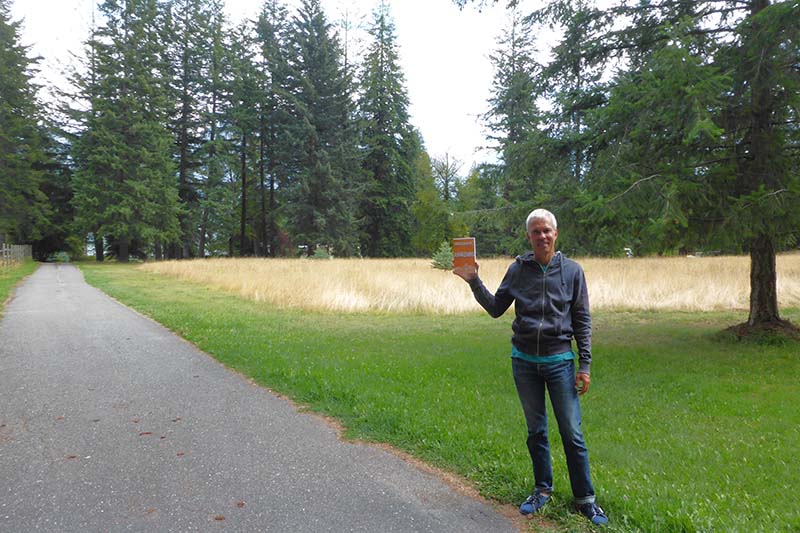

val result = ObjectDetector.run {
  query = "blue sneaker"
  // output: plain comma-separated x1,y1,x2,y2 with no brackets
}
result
576,502,608,525
519,492,550,515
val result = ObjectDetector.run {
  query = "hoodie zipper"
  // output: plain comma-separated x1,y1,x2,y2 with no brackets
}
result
536,260,549,355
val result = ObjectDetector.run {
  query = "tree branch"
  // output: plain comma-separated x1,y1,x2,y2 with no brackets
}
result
608,174,661,203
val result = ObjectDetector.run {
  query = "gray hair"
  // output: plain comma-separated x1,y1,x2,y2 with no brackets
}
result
526,209,558,230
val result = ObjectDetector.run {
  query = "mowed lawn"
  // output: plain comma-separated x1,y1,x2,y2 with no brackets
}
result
77,262,799,532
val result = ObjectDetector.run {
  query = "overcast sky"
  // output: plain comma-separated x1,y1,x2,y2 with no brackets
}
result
10,0,526,171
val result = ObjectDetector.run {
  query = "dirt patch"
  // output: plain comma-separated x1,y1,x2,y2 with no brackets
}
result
722,319,800,343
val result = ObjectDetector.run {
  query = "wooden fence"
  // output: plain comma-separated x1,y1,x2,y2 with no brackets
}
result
1,243,32,269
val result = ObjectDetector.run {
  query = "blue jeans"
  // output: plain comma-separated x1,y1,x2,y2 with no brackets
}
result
511,357,596,504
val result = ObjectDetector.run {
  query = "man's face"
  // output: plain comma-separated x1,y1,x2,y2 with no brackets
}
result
526,218,558,259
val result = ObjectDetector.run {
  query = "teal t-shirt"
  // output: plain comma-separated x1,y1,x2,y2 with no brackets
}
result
511,345,575,364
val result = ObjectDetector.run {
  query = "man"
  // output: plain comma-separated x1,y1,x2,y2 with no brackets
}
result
453,208,608,526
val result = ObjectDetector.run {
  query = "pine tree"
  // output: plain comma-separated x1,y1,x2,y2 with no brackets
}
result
164,0,221,259
195,0,234,258
485,9,541,191
227,21,262,256
71,0,180,262
255,0,295,257
0,1,52,244
285,0,361,257
358,1,418,257
481,9,554,252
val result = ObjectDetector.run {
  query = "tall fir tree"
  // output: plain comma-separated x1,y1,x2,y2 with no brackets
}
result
485,9,540,191
255,0,295,257
194,0,235,258
71,0,180,262
285,0,362,256
228,21,262,256
0,1,52,244
482,8,553,252
164,0,221,259
358,0,418,257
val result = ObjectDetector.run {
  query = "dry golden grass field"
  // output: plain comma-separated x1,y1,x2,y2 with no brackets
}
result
140,252,800,315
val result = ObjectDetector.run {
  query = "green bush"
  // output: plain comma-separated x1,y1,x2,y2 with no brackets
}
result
431,240,453,270
311,246,332,260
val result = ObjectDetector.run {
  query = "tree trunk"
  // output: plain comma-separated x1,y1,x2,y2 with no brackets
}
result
743,0,781,328
259,125,266,257
94,233,104,262
240,132,247,257
118,238,130,263
748,235,780,326
199,207,208,258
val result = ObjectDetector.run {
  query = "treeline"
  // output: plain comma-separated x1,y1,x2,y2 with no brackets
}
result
1,0,468,261
2,0,799,276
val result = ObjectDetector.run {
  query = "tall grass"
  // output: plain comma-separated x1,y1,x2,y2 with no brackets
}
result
141,253,800,314
79,263,800,532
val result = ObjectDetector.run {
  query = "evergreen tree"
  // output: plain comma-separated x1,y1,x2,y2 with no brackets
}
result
484,9,541,192
358,0,418,257
33,121,80,260
228,21,262,256
255,0,295,257
0,1,52,244
194,0,234,258
285,0,361,257
71,0,180,262
481,9,556,253
165,0,221,258
528,0,800,330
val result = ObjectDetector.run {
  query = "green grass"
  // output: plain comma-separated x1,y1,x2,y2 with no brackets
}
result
79,263,800,532
1,260,38,315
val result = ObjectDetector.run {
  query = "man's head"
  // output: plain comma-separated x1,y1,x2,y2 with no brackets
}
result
525,209,558,263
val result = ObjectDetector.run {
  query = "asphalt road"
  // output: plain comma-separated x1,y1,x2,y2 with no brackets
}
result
0,264,517,532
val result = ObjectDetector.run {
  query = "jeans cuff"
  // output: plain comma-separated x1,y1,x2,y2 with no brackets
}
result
574,495,596,505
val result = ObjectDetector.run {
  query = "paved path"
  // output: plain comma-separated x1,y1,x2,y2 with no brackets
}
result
0,264,517,532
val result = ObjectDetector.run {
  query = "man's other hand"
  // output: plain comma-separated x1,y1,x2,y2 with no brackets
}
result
576,372,591,395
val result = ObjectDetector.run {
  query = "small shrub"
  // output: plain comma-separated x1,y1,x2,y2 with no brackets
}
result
311,247,332,260
431,240,453,270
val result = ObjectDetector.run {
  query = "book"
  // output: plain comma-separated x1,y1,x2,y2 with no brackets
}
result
452,237,476,269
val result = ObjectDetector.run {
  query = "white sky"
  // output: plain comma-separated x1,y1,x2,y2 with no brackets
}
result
10,0,527,171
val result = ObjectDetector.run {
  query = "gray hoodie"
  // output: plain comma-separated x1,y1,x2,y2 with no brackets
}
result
467,251,593,374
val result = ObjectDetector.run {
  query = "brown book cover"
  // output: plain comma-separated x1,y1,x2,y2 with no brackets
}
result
452,237,476,269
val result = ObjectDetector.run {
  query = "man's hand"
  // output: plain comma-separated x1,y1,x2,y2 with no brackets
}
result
453,263,479,282
575,372,590,395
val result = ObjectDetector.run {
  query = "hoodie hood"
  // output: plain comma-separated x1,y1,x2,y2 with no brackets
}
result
517,250,562,267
